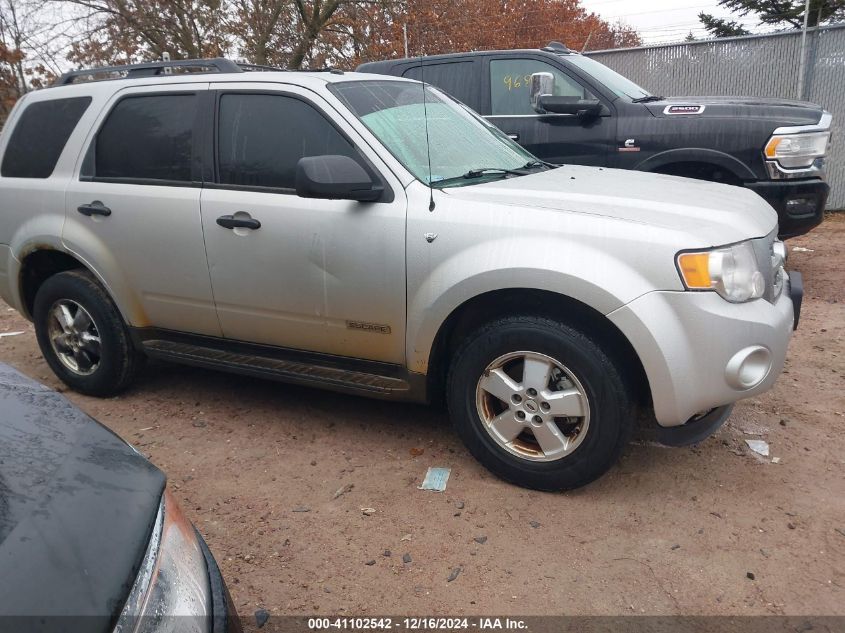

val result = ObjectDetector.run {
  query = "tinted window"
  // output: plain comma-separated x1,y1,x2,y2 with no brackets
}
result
96,94,196,182
1,97,91,178
218,93,359,190
402,61,478,108
490,59,593,116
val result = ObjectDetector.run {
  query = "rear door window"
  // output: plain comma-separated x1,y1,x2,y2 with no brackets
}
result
402,61,479,109
1,97,91,178
490,59,593,116
94,94,197,182
216,93,360,190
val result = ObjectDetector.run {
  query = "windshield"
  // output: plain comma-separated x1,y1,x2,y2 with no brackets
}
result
566,55,651,100
331,80,537,188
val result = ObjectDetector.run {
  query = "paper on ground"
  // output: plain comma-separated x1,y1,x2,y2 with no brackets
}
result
745,439,770,457
418,467,451,492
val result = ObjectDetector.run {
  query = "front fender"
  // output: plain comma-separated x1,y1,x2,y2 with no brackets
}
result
635,147,757,181
406,236,665,374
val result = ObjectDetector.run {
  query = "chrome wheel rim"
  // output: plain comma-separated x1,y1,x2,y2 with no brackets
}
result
475,351,591,462
47,299,102,376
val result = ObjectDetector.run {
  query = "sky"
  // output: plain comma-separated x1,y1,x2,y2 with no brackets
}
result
580,0,767,46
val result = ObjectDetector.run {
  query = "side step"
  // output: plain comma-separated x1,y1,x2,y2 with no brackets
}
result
141,339,411,396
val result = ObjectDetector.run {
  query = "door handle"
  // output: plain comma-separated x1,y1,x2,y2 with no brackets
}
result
216,214,261,230
77,201,112,217
507,133,520,141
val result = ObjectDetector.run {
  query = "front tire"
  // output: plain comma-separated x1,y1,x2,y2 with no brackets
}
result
33,270,143,396
447,316,633,491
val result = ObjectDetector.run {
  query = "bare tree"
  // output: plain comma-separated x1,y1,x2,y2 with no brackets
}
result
61,0,232,66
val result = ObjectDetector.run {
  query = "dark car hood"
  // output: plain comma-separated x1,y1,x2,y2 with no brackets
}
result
0,364,165,628
644,96,824,126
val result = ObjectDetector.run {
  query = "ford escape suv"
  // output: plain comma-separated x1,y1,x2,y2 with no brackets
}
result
0,58,802,490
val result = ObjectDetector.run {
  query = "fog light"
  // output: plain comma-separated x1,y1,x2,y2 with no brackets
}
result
784,197,816,218
725,346,772,390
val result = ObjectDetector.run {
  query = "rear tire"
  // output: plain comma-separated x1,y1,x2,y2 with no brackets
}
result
447,315,633,491
33,270,143,396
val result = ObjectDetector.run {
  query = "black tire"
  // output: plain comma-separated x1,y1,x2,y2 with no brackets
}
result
447,316,634,491
33,269,143,396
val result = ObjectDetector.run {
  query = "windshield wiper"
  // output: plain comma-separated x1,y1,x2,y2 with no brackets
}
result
432,165,541,188
631,95,665,103
462,167,527,179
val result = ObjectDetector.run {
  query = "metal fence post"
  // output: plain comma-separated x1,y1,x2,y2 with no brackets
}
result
797,0,811,99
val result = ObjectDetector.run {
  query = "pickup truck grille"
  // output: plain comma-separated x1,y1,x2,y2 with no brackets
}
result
752,230,785,304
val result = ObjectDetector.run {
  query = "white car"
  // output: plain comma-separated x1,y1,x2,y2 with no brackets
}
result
0,58,801,490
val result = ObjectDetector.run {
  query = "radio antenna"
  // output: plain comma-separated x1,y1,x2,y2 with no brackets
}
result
417,29,436,212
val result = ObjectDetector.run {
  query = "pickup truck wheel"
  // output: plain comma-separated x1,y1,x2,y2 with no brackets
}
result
33,270,143,396
447,316,633,491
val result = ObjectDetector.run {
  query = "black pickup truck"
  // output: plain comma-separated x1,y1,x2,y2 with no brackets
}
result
358,42,832,238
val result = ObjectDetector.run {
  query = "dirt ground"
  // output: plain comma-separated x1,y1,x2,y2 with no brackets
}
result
1,215,844,622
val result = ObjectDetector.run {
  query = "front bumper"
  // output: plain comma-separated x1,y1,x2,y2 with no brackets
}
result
745,178,828,239
608,279,796,428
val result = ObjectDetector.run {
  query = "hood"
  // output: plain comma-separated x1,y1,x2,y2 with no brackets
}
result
442,164,777,246
644,96,824,127
0,364,165,629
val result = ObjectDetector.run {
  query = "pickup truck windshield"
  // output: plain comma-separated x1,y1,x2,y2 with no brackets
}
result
566,55,651,101
331,80,536,187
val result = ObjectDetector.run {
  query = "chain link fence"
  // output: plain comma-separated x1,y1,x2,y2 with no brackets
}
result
587,24,845,210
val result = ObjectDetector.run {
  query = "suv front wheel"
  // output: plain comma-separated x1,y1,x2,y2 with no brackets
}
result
447,316,633,490
33,270,144,396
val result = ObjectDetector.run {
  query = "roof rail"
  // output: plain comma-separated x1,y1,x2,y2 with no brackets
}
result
235,62,284,72
53,58,244,87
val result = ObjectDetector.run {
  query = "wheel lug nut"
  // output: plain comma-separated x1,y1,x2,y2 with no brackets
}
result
526,388,537,397
516,411,526,420
540,402,550,412
533,415,543,424
512,394,522,404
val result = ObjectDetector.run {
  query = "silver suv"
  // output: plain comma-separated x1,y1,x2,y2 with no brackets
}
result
0,58,801,490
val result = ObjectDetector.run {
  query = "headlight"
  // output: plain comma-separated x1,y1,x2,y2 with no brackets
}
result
764,131,829,169
677,241,765,303
114,489,211,633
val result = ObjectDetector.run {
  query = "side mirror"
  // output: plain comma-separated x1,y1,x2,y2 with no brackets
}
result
530,72,555,113
295,155,382,202
530,71,603,119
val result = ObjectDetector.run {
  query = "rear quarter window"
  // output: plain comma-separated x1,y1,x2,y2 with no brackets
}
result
402,61,479,109
1,97,92,178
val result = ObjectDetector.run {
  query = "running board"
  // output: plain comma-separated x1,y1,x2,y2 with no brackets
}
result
141,339,413,396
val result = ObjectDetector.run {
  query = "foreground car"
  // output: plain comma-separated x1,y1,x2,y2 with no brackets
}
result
0,363,239,632
0,59,801,490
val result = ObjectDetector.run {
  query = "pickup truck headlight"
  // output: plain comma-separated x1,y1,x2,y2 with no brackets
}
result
113,489,211,633
764,131,830,169
677,241,765,303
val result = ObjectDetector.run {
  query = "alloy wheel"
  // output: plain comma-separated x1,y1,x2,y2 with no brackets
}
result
475,351,590,462
47,299,102,376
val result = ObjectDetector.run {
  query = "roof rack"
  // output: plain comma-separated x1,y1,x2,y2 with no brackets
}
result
235,62,284,72
53,58,245,87
52,57,345,88
239,63,344,75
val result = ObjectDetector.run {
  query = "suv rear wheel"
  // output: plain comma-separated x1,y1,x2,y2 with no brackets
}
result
33,270,143,396
447,316,633,490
